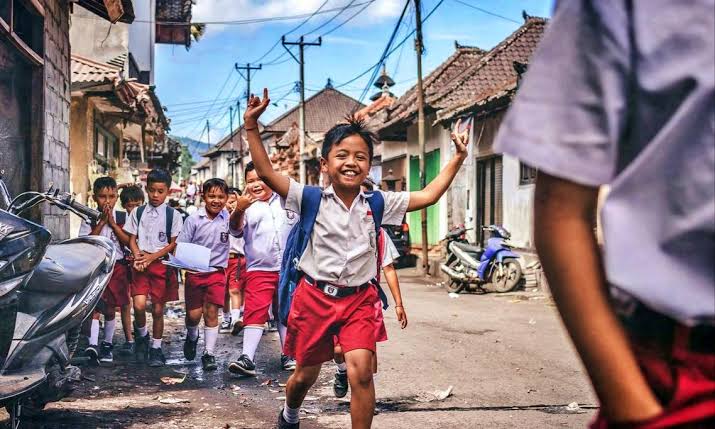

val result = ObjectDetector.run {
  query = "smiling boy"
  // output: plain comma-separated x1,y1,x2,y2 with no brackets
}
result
242,89,467,429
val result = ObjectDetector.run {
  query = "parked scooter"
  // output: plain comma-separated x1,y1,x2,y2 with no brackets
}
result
0,175,115,427
440,225,522,293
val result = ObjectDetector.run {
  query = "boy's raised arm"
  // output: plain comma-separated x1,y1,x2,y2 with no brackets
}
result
244,88,290,199
407,128,468,212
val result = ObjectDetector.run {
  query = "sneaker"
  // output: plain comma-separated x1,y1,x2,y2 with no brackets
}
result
147,347,166,367
228,354,256,376
267,319,278,332
134,330,149,363
84,345,99,366
277,408,299,429
219,318,231,333
230,318,244,336
118,341,135,356
201,353,218,371
99,341,114,363
183,334,199,361
281,355,297,371
333,370,349,398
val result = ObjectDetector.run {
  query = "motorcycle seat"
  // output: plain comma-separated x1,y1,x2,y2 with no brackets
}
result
24,241,109,295
452,241,483,256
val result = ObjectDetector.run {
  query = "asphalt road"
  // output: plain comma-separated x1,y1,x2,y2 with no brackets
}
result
0,268,597,428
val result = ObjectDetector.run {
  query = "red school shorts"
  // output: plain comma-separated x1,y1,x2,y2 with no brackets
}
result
335,299,387,347
284,277,380,367
101,262,131,308
242,270,279,327
131,259,179,304
185,269,226,311
226,255,246,292
590,325,715,429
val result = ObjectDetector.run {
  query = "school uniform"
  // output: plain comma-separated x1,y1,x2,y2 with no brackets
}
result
226,234,246,293
282,179,409,367
78,213,130,308
494,1,715,427
177,208,231,311
233,192,296,327
123,202,183,304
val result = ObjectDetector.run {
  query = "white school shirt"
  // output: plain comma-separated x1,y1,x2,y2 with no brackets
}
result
78,215,125,263
177,207,230,268
232,192,296,272
123,203,183,253
283,179,409,287
229,234,245,255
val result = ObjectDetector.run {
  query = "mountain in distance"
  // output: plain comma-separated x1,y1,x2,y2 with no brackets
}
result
173,135,210,162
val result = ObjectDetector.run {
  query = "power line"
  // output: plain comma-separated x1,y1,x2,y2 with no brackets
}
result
320,0,376,37
450,0,521,24
182,69,238,139
303,0,358,37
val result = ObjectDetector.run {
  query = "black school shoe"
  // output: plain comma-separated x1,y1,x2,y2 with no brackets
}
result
99,341,114,363
333,370,349,398
84,345,99,366
201,353,218,371
277,408,299,429
228,354,256,376
134,331,149,363
147,347,166,367
184,334,199,361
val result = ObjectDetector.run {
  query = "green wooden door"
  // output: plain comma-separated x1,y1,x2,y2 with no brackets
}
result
408,150,440,246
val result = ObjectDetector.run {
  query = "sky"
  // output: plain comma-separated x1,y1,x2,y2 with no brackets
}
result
155,0,553,146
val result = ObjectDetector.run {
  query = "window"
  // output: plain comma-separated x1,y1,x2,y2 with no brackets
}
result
0,0,44,65
94,124,118,162
519,162,537,185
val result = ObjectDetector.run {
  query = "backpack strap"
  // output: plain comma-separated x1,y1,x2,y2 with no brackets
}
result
298,186,322,254
366,191,389,309
136,204,146,228
114,210,126,227
165,205,176,290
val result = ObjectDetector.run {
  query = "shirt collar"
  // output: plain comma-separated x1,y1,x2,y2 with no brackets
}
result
147,202,166,213
197,207,228,219
323,185,366,200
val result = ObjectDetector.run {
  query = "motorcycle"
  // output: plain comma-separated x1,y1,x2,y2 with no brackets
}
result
0,175,115,427
440,225,522,293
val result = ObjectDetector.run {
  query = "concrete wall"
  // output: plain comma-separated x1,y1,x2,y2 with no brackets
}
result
129,0,155,84
502,154,534,249
42,0,72,240
70,5,129,65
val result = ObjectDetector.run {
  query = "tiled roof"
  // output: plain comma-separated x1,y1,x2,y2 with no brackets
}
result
376,44,486,130
107,53,128,69
71,54,121,86
431,18,547,122
265,87,365,134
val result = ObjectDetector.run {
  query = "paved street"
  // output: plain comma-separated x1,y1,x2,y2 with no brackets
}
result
0,269,597,428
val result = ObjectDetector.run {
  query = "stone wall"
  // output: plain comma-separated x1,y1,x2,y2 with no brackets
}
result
41,0,71,240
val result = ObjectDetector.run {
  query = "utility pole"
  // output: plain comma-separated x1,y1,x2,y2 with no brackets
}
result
282,36,322,184
235,63,262,101
229,105,234,186
236,100,244,189
206,119,211,145
414,0,430,275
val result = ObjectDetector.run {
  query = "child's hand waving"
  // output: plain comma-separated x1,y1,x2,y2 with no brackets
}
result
243,88,270,126
236,192,257,212
450,118,470,156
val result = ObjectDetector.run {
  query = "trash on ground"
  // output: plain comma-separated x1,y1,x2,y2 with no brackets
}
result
160,374,187,385
416,385,454,402
301,406,321,415
159,397,190,404
448,293,460,299
528,318,536,325
566,402,580,412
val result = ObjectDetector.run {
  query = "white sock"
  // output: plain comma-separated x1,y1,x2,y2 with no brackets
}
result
242,327,263,361
240,305,244,314
137,325,148,337
187,324,199,341
151,338,162,349
89,319,100,346
283,402,300,424
277,323,288,349
335,361,347,373
204,326,219,355
222,310,231,320
103,319,116,343
230,309,241,321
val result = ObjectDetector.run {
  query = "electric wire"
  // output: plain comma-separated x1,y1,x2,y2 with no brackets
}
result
450,0,521,24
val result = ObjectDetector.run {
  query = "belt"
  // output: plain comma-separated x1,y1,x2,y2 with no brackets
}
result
116,259,130,266
229,253,243,259
613,294,714,355
304,275,374,298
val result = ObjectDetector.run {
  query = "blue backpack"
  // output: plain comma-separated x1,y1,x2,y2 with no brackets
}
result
277,186,389,326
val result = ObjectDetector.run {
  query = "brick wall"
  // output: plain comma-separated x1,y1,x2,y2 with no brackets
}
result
41,0,71,239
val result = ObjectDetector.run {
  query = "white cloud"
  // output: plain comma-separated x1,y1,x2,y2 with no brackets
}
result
322,35,374,46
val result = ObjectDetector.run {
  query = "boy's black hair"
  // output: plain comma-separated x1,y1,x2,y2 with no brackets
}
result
321,116,377,162
168,198,180,208
93,176,117,195
146,169,172,187
119,185,145,206
228,187,242,196
202,178,229,195
244,161,256,179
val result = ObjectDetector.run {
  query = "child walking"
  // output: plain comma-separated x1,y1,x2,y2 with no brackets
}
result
221,188,247,336
227,162,297,376
124,169,183,367
242,89,467,429
80,177,132,364
178,178,232,371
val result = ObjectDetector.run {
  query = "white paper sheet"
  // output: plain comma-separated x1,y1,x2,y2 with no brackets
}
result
162,242,212,273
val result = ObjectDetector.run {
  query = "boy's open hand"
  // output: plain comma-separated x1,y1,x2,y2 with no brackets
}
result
236,192,257,212
450,118,470,156
396,306,408,329
243,88,270,126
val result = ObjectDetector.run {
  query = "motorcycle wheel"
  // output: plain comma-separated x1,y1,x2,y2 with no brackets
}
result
5,395,46,418
489,260,522,293
445,260,466,293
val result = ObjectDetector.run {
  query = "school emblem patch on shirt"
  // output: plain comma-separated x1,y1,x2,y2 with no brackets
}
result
287,211,296,220
158,231,167,242
220,232,229,243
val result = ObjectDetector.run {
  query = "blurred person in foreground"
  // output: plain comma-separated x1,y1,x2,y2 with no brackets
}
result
495,1,714,428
